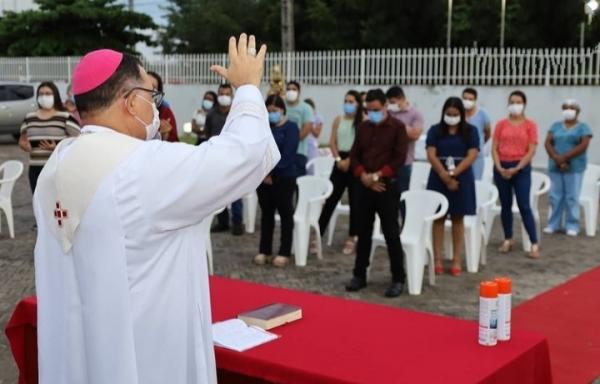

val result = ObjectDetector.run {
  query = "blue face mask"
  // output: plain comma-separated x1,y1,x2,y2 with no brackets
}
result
343,103,357,115
268,111,281,124
368,110,385,124
202,99,214,110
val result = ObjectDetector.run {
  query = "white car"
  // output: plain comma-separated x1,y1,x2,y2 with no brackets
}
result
0,82,37,139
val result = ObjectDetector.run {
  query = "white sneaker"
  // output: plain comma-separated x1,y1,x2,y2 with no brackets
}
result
543,226,556,234
566,229,578,237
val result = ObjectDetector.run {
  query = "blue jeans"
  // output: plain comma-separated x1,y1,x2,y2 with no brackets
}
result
548,171,583,232
397,164,412,223
217,199,244,226
493,162,537,243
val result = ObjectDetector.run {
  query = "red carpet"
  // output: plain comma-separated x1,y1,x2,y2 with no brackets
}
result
513,266,600,384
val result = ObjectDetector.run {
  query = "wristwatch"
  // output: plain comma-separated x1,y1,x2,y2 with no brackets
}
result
335,156,342,162
372,173,380,182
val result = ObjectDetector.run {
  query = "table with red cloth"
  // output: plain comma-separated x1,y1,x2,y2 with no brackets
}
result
6,277,552,384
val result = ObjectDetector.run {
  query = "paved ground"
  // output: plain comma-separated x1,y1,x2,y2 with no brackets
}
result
1,135,599,382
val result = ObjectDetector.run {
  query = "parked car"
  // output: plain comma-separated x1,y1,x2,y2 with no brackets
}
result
0,82,37,139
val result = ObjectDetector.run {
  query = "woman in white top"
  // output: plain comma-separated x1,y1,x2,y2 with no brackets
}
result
192,90,217,145
318,90,364,254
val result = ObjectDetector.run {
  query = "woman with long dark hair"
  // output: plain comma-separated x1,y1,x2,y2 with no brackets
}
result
426,97,479,276
19,81,80,193
254,94,300,268
492,90,540,258
318,90,364,255
147,71,178,142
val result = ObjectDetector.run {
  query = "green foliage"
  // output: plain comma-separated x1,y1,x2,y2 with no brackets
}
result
161,0,599,52
0,0,156,56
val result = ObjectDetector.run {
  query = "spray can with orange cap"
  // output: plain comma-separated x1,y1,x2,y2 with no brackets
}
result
479,281,498,346
495,277,512,341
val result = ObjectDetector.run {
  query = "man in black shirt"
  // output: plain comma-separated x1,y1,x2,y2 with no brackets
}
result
347,89,408,297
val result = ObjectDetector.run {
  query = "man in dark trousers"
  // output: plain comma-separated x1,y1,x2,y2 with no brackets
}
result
347,88,408,297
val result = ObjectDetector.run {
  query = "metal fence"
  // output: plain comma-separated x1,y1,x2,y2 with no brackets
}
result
1,46,599,86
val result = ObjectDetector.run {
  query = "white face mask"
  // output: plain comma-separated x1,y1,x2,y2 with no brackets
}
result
387,103,401,113
286,90,299,103
38,95,54,110
508,103,525,116
462,99,475,110
217,95,232,107
133,95,160,140
562,109,577,121
444,114,461,126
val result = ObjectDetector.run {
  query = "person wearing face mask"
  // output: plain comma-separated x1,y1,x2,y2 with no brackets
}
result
318,90,363,255
426,97,479,276
284,81,314,177
385,86,424,223
544,99,592,237
492,90,540,258
347,89,408,298
19,81,80,193
462,88,492,180
206,83,245,235
33,37,279,383
192,90,217,145
303,98,323,165
64,83,82,124
147,71,179,142
254,94,299,268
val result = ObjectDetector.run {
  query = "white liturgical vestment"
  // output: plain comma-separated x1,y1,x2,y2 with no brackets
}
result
33,85,279,384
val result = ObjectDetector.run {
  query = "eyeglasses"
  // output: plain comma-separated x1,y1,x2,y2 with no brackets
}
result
125,87,164,106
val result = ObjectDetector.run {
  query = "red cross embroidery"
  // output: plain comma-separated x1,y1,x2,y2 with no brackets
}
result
53,202,69,228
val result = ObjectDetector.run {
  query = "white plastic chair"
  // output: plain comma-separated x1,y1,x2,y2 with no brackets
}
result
443,181,498,272
368,190,448,295
306,155,335,178
402,190,448,295
293,176,333,266
487,171,550,251
242,191,258,234
482,156,494,184
409,161,431,191
579,164,600,237
326,203,350,246
0,160,24,239
199,207,225,275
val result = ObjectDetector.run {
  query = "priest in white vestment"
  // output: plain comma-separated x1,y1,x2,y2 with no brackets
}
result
33,35,277,383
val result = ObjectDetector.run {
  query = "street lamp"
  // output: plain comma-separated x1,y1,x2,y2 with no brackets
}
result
581,0,598,48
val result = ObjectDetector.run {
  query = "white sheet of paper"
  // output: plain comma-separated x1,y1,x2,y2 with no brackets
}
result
212,319,279,352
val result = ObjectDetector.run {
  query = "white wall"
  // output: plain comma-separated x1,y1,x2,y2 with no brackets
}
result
163,84,600,168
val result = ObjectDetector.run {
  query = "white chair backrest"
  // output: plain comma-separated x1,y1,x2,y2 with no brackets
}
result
531,171,551,206
0,160,24,200
401,190,448,239
306,156,335,179
581,164,600,199
296,175,333,222
475,180,498,209
409,162,431,190
482,156,494,184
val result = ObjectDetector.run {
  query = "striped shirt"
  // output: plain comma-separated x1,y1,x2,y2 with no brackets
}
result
20,111,80,166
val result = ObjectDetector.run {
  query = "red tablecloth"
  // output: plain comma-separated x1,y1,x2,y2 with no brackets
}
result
6,278,552,384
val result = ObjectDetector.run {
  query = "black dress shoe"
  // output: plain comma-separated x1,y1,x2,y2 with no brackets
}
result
232,223,244,236
211,223,229,233
345,277,367,292
384,282,404,298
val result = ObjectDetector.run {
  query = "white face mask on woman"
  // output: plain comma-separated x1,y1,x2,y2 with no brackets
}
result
508,103,525,116
443,114,461,126
562,109,577,121
38,95,54,110
286,90,299,103
133,95,160,140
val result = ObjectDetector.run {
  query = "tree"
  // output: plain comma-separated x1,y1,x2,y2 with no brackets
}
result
0,0,156,56
161,0,600,52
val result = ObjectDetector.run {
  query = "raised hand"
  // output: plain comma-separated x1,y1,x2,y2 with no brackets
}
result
210,34,267,88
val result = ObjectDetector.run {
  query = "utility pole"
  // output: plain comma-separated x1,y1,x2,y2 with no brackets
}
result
281,0,295,51
500,0,506,48
128,0,134,11
446,0,452,48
